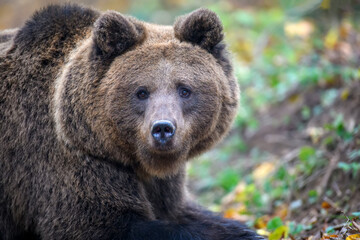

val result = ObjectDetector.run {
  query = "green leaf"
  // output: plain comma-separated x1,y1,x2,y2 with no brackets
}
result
325,226,335,233
216,169,240,192
301,106,311,120
275,166,287,180
267,217,284,231
298,146,316,162
338,162,351,172
289,222,304,235
308,189,318,204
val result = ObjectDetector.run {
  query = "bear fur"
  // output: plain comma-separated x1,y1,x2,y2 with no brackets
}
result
0,4,263,240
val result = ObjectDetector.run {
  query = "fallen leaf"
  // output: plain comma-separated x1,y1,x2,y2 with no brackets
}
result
257,229,270,237
322,234,339,239
321,0,330,9
324,29,338,49
274,204,288,220
321,201,332,210
346,234,360,240
341,88,350,101
224,208,239,219
254,216,269,229
306,127,325,144
284,20,314,39
253,162,276,183
339,21,352,39
223,207,252,222
269,226,289,240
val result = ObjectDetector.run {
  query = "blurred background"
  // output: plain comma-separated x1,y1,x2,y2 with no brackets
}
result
1,0,360,239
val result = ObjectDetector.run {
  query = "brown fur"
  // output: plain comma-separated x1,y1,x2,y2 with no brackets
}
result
0,4,262,240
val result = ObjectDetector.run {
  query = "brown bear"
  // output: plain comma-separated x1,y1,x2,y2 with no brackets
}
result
0,4,263,240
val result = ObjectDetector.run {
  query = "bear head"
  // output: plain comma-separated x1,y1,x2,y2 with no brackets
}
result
54,8,239,178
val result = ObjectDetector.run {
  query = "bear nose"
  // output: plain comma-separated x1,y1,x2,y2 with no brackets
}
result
151,120,176,145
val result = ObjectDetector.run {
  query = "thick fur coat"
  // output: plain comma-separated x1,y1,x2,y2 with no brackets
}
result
0,4,263,240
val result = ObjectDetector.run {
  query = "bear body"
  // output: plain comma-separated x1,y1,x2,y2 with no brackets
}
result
0,5,262,240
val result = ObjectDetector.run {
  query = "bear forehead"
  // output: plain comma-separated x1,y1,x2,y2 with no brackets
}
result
101,21,224,87
110,24,218,73
108,43,220,85
141,22,176,45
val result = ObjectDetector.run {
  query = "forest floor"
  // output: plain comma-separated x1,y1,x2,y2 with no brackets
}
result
186,2,360,239
189,79,360,239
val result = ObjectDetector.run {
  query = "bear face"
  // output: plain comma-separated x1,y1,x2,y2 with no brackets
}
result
106,44,225,176
54,8,239,178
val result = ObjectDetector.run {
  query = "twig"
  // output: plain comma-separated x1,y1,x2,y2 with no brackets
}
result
323,196,343,213
352,219,360,232
316,153,340,197
282,148,301,164
328,222,350,230
298,168,326,188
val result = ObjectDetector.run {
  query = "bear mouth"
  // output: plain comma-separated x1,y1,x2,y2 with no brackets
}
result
151,139,177,153
137,146,187,177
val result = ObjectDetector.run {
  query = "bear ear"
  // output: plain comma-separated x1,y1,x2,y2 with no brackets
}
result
93,11,145,58
174,8,223,51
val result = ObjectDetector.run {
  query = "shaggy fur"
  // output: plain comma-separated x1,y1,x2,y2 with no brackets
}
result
0,4,264,240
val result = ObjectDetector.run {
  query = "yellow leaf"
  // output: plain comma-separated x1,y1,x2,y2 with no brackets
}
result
306,127,324,144
321,0,330,9
284,21,314,38
346,234,360,240
221,182,247,207
269,226,289,240
324,29,338,49
223,208,254,222
340,21,352,39
274,204,288,220
288,93,301,103
341,88,350,100
257,229,271,237
232,39,253,63
254,216,270,229
224,208,239,219
253,162,276,183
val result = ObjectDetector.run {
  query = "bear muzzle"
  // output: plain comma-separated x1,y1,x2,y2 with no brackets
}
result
151,120,176,149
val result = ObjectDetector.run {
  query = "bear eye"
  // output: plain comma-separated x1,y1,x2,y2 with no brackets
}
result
136,89,149,100
178,87,191,98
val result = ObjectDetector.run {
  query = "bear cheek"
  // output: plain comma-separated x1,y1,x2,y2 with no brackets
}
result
189,93,221,142
105,87,141,148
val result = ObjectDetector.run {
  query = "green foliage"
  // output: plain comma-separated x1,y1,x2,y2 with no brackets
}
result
244,184,264,209
298,146,316,161
216,168,240,192
289,222,312,235
307,189,318,204
338,162,360,177
297,146,324,175
267,217,284,231
324,114,359,145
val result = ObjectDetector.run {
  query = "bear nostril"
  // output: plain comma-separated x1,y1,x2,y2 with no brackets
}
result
154,126,161,134
151,120,176,145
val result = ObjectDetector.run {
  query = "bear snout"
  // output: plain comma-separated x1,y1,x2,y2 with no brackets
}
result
151,120,176,148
